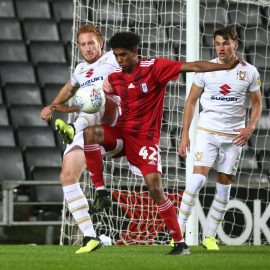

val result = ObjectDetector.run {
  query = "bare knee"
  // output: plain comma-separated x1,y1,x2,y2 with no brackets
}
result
60,169,80,186
60,150,85,186
217,172,233,185
83,126,97,144
83,126,104,144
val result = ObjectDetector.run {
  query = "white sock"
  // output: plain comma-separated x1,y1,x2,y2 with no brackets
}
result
96,186,106,191
206,182,231,237
63,183,96,237
73,112,103,134
178,174,206,234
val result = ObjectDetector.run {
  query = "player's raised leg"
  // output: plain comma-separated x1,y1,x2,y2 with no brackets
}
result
55,95,118,144
83,125,123,212
55,119,75,144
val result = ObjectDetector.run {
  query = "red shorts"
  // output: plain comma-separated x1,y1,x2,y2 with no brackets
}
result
102,125,162,176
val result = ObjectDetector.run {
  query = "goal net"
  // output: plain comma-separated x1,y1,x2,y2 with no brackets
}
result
60,0,270,246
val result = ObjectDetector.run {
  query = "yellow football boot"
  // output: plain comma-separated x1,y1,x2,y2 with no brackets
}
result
75,236,102,254
202,237,219,250
55,118,75,144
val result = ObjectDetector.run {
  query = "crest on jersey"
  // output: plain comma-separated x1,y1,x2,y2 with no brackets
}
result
140,83,149,93
238,71,246,80
195,152,203,162
85,68,94,78
99,57,108,65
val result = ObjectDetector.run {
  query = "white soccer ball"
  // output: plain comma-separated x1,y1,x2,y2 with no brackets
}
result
74,85,105,113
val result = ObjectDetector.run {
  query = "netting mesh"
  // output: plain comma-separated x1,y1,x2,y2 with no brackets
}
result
60,0,270,246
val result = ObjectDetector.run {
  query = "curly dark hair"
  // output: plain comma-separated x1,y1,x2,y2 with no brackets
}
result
109,32,141,50
213,26,238,41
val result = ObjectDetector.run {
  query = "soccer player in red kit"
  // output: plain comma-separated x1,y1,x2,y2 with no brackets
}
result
83,32,241,255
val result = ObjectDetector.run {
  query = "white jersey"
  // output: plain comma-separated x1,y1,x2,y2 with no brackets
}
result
64,50,120,155
71,50,119,90
194,58,260,134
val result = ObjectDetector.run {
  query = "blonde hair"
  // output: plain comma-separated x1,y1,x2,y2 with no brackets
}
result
76,24,104,45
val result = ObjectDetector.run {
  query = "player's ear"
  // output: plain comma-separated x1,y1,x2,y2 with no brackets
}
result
100,39,105,50
234,41,239,51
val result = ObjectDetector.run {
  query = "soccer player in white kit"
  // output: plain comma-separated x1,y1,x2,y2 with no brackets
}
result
40,25,120,254
177,26,262,250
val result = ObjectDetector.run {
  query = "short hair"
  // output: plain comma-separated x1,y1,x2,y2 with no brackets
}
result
76,24,104,44
109,32,141,50
213,26,238,42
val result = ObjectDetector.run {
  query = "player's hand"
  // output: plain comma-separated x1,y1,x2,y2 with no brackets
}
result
178,135,190,158
233,126,254,146
40,105,54,121
52,104,79,113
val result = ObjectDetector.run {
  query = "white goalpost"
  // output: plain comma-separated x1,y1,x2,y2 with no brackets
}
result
60,0,270,246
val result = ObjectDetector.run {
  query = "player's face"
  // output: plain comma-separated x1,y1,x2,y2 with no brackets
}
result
113,48,138,73
78,32,103,63
214,35,238,63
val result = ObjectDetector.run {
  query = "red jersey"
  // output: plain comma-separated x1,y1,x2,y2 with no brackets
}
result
105,58,183,143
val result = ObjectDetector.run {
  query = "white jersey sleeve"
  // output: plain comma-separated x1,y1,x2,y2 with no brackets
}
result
71,70,79,87
247,66,261,92
193,71,205,89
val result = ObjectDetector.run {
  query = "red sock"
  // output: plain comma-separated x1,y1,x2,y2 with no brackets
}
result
157,198,183,242
84,144,105,188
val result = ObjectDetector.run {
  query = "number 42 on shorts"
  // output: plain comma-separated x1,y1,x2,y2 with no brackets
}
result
139,146,158,165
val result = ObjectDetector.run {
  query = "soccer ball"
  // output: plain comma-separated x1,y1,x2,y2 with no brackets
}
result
74,85,105,113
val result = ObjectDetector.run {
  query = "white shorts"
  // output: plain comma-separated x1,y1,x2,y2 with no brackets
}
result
64,106,122,156
194,129,242,175
64,130,123,157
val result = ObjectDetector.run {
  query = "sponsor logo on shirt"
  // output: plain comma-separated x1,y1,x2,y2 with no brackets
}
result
211,96,238,101
212,84,238,101
140,83,149,93
80,76,104,87
85,68,94,78
219,84,231,95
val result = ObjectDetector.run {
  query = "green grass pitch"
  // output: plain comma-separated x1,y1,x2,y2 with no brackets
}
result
0,245,269,270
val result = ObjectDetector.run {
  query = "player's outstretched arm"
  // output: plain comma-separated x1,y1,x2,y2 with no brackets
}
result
40,80,77,121
180,56,240,73
51,104,79,113
178,83,203,157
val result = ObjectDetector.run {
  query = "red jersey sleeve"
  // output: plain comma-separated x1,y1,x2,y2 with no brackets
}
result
153,58,184,84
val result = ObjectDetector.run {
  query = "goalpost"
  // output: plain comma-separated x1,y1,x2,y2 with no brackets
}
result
60,0,270,246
